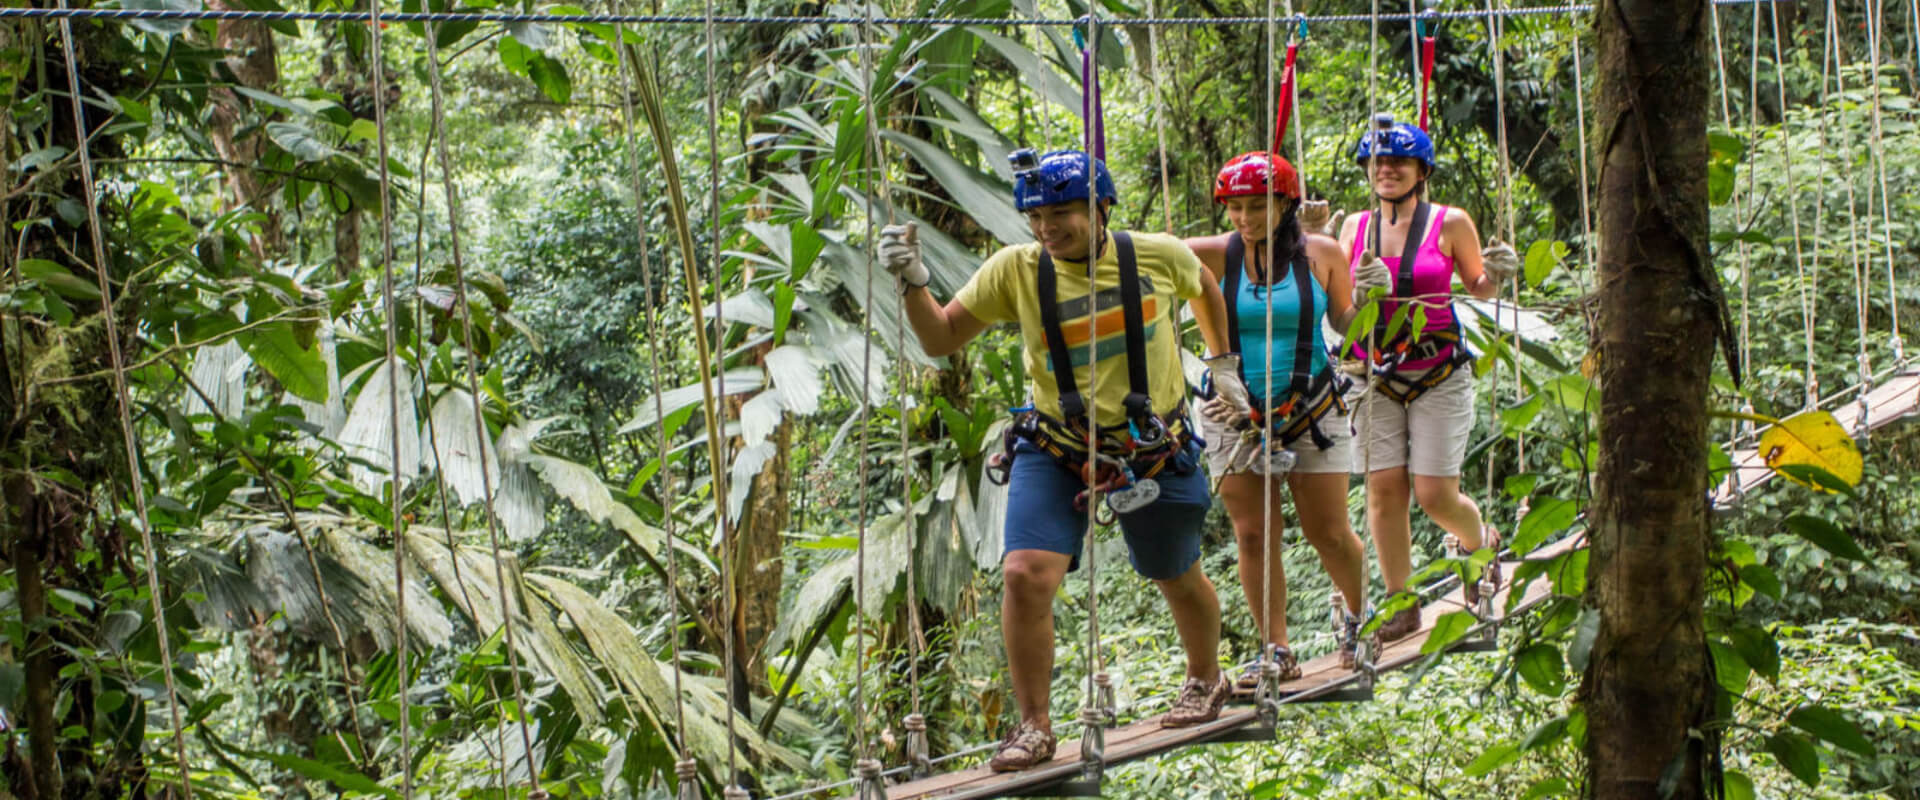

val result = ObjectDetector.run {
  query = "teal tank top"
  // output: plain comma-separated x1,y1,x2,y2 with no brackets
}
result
1230,260,1329,400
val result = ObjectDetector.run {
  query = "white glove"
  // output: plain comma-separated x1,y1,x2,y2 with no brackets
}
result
1203,354,1252,425
1481,238,1520,284
1351,252,1391,305
878,222,929,293
1298,200,1341,236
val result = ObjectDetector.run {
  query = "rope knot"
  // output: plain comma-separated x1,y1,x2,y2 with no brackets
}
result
676,759,700,780
903,713,927,732
856,758,884,778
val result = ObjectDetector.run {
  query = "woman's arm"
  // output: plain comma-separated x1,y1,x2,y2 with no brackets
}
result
1184,234,1233,357
1445,208,1500,300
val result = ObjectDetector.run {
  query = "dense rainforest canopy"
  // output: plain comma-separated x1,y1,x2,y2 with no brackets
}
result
0,0,1916,797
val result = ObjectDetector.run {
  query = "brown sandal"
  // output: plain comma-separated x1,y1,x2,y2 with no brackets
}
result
989,720,1056,772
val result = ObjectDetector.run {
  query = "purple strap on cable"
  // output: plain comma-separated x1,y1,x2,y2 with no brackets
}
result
1080,18,1105,162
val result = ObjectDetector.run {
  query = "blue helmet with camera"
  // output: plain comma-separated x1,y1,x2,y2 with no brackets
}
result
1010,148,1117,212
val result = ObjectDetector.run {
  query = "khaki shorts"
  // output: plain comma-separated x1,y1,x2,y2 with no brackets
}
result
1346,366,1475,476
1201,399,1353,476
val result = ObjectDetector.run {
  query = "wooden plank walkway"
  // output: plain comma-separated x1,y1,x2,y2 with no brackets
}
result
1711,372,1920,507
874,535,1586,800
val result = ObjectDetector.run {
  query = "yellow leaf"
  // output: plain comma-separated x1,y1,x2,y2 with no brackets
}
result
1580,349,1600,379
1758,410,1863,491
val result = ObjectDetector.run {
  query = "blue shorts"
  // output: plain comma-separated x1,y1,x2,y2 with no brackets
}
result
1002,439,1211,581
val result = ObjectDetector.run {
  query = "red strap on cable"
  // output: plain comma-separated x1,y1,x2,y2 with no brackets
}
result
1270,40,1300,153
1418,35,1436,131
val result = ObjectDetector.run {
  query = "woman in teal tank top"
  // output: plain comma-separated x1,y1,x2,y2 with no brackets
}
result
1187,152,1379,685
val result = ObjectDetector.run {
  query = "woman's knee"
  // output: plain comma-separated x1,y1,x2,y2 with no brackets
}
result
1412,478,1466,513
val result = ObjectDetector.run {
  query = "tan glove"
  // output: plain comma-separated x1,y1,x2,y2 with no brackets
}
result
1298,200,1333,235
1351,251,1391,305
878,222,929,293
1481,238,1520,284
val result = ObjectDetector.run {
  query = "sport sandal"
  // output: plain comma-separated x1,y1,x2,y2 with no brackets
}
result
1162,673,1232,728
1236,645,1303,691
989,720,1056,772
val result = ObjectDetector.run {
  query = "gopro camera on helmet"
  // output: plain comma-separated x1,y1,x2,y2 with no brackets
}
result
1008,147,1042,176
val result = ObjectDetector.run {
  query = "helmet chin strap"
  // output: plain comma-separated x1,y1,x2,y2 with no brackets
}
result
1376,180,1426,223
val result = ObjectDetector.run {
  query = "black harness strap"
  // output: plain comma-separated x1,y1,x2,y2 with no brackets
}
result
1037,231,1151,428
1113,232,1153,425
1367,201,1434,346
1223,230,1344,450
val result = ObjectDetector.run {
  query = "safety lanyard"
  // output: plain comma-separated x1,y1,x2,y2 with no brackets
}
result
1223,233,1317,405
1037,232,1152,426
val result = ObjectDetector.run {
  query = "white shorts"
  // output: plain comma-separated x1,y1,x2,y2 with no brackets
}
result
1201,398,1354,476
1346,366,1476,476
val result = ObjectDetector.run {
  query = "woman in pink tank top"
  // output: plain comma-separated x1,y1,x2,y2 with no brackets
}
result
1339,114,1521,643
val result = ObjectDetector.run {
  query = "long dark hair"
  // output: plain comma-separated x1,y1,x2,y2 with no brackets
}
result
1250,201,1305,284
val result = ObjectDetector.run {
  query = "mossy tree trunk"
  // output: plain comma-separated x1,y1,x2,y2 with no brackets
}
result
1586,1,1720,797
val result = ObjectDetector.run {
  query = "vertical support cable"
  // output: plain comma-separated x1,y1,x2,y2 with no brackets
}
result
421,28,541,793
1766,1,1816,407
1826,0,1874,433
1149,0,1174,234
53,6,192,796
700,0,745,788
852,0,885,793
366,0,411,793
1863,0,1905,367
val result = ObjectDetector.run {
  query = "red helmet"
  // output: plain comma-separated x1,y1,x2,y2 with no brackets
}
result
1213,151,1301,203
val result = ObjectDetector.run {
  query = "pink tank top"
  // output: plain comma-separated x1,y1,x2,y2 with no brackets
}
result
1347,205,1458,371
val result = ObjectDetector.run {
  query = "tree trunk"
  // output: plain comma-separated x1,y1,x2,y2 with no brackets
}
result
206,0,284,258
1584,2,1718,797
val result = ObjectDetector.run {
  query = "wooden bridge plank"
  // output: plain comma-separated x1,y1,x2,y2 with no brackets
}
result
874,535,1584,800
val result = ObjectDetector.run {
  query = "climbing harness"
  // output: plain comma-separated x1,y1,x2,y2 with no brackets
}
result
1219,232,1351,459
1351,202,1474,406
983,232,1194,516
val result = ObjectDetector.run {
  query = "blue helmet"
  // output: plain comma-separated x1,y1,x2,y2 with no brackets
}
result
1352,113,1436,171
1010,148,1118,212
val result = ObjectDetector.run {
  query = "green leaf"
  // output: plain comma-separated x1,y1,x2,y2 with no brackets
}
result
1723,769,1755,800
239,324,329,403
435,17,481,49
1787,705,1874,756
1728,626,1780,682
1784,514,1869,561
1709,639,1751,695
1520,777,1570,800
0,664,23,709
879,130,1028,245
1523,240,1567,288
528,53,573,104
1463,743,1519,777
1504,474,1538,500
1737,563,1782,602
1520,717,1569,752
265,121,340,163
19,259,101,300
11,146,70,173
249,751,400,798
1764,731,1821,788
1514,496,1578,555
506,20,551,49
122,0,199,36
1567,606,1601,671
1516,644,1566,696
1419,611,1476,655
498,34,534,73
